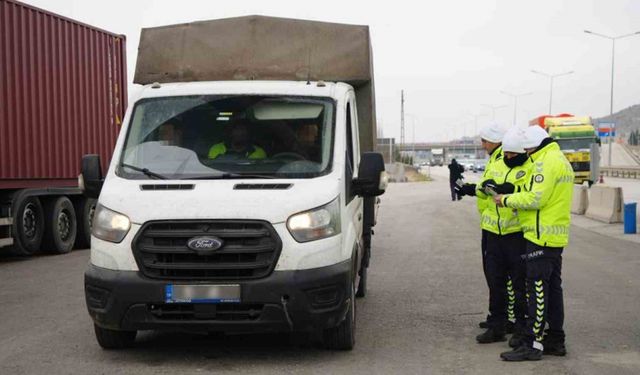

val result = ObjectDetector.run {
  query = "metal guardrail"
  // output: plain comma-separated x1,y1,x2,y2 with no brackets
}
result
621,143,640,165
600,166,640,179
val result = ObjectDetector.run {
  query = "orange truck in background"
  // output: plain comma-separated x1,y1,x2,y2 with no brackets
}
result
529,114,600,185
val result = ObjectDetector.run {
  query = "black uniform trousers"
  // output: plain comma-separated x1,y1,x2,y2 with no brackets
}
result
523,240,565,347
484,231,527,331
450,182,461,201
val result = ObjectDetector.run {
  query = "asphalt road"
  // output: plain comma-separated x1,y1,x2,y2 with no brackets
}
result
1,177,639,374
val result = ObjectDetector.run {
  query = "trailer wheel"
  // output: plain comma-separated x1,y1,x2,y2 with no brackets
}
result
43,197,77,254
94,324,136,349
74,198,96,249
12,195,45,255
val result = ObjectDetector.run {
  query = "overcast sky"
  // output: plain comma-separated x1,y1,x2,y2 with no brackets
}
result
23,0,640,142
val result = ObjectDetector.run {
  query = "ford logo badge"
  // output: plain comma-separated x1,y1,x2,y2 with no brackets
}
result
187,236,224,255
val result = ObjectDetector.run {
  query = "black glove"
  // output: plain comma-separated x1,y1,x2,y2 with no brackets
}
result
494,182,515,194
481,179,497,189
480,179,497,195
460,183,477,196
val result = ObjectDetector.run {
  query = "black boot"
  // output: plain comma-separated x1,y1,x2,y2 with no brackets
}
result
478,314,491,329
508,333,525,348
500,345,543,361
505,321,515,334
542,338,567,356
476,328,506,344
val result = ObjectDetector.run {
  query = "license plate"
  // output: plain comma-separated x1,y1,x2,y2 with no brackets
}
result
165,284,241,303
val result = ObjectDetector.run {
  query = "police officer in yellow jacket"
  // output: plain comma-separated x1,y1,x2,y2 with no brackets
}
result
472,127,531,346
457,123,506,330
495,125,573,361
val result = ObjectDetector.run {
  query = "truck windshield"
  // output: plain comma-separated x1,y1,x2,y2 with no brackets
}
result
119,95,335,179
556,138,595,152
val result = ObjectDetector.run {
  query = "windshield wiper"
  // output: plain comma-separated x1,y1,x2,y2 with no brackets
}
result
183,173,277,180
120,163,168,180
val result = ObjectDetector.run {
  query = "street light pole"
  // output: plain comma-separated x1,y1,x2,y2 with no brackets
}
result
501,91,533,127
530,69,574,114
482,104,507,121
584,29,640,166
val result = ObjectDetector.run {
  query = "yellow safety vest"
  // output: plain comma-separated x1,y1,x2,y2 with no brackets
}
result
208,143,266,159
476,157,532,235
501,142,574,247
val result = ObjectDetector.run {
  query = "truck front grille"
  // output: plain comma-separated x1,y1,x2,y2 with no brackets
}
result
133,220,282,280
148,303,265,321
570,161,590,172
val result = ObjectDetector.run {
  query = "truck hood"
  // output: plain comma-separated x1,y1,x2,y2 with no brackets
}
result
98,175,341,225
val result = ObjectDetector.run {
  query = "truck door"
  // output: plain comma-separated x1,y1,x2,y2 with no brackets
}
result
345,94,363,262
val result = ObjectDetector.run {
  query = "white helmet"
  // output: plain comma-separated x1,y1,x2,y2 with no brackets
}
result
479,122,507,143
502,127,526,153
522,125,549,149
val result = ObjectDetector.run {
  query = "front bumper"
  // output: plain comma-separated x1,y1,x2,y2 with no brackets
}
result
85,260,351,333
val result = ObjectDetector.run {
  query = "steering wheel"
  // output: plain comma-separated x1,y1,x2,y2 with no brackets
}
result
271,152,306,161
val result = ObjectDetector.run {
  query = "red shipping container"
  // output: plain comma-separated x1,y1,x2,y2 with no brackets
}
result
0,0,127,189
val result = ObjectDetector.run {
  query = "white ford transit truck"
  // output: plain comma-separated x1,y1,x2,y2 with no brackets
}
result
81,16,386,351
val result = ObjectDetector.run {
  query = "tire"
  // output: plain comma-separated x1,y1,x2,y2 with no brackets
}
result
12,195,45,256
42,196,77,254
94,324,136,349
356,265,367,298
323,275,356,350
74,198,96,249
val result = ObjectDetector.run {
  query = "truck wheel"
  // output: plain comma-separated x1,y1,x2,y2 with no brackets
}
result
42,197,77,254
12,195,45,255
94,324,136,349
323,277,356,350
356,266,367,298
74,198,96,249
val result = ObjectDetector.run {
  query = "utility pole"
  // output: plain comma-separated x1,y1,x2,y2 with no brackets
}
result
501,91,533,127
400,90,405,147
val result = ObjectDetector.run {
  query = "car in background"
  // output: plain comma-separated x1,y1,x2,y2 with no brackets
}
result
471,160,487,173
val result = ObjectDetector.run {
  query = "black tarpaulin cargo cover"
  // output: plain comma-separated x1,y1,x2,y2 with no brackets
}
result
134,15,376,152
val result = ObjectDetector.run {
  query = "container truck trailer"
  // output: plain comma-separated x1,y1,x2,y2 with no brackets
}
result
81,15,386,350
0,0,127,254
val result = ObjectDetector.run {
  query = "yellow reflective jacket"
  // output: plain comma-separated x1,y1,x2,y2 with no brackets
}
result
476,146,503,217
208,143,266,159
501,141,574,248
477,157,532,235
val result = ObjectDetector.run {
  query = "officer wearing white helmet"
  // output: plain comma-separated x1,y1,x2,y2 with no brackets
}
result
456,122,508,333
495,125,574,361
474,127,533,348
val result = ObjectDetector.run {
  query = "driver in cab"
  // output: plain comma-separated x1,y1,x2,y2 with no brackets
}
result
208,120,267,160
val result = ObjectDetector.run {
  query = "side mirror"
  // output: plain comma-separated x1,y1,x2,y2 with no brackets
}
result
80,154,103,199
353,152,387,197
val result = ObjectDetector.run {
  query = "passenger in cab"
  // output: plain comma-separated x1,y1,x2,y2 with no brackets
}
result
208,121,267,160
296,123,320,161
157,121,183,147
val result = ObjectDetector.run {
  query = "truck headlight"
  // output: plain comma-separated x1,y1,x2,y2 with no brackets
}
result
287,197,341,242
92,204,131,243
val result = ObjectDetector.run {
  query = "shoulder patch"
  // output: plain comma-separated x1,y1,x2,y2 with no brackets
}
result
516,170,526,179
534,174,544,183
